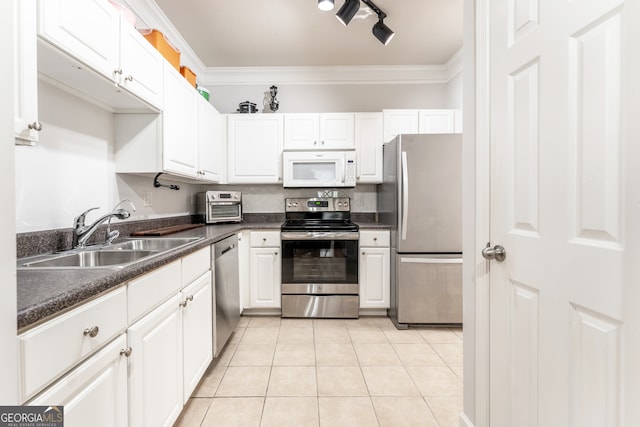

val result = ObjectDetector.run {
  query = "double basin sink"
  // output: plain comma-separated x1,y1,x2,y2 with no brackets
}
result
18,237,203,270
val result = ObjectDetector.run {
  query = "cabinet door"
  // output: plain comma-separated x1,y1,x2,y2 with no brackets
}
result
320,113,355,148
162,64,198,178
14,0,40,145
418,109,455,134
355,113,383,183
197,97,221,182
118,20,164,108
284,113,319,149
227,115,283,184
359,247,390,308
128,293,183,427
383,109,419,143
38,0,119,79
249,247,281,308
182,272,213,403
28,335,128,427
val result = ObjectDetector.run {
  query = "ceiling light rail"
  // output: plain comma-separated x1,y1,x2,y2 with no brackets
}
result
319,0,395,45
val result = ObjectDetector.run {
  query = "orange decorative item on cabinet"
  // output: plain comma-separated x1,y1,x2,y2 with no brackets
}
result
180,66,197,87
139,29,180,71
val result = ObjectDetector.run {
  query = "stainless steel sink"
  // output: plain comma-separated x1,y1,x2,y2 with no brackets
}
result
19,250,158,268
105,237,201,251
17,236,203,270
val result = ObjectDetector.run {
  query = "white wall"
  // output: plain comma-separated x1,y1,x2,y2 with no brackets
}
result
15,81,200,233
204,83,449,114
445,71,464,109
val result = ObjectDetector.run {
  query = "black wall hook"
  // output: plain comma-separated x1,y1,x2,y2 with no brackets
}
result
153,172,180,190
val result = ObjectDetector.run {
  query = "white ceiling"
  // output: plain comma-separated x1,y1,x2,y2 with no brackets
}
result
151,0,463,68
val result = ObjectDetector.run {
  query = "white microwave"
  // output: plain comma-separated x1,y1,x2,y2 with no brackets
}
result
282,150,356,187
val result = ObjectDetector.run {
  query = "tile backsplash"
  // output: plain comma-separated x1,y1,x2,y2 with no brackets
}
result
201,184,378,213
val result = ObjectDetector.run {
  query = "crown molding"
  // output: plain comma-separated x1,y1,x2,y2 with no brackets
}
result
199,64,453,86
123,0,463,86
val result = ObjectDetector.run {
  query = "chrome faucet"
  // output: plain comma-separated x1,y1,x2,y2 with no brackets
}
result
72,204,133,249
104,199,136,245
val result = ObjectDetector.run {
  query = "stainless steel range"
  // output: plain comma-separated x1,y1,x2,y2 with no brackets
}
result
281,197,359,318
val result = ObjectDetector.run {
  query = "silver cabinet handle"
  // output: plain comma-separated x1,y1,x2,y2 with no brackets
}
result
274,252,278,256
120,347,133,357
114,68,123,75
180,295,194,307
482,243,506,262
28,121,42,131
125,75,133,82
83,326,99,338
373,237,377,241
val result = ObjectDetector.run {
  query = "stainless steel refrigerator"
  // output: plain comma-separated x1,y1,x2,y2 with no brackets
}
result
378,134,462,328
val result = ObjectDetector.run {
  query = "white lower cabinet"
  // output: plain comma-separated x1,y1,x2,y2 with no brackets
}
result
128,246,212,426
128,293,183,427
20,247,213,427
28,334,129,427
359,230,390,309
181,271,213,403
247,231,281,309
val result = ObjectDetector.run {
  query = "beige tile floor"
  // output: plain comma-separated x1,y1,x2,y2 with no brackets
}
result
174,316,463,427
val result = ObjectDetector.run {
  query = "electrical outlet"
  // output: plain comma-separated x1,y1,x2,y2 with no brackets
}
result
144,191,153,207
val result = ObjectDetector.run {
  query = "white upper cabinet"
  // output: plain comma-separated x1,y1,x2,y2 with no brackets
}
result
284,113,354,149
383,109,461,142
14,0,40,145
354,113,383,184
227,115,283,184
37,0,162,110
162,63,199,178
197,95,221,182
38,0,119,79
418,109,456,134
383,109,419,143
117,21,164,108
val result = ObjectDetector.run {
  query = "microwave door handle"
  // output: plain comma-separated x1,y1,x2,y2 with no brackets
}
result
401,151,409,241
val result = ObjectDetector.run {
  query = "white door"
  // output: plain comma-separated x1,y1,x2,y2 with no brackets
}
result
487,1,638,426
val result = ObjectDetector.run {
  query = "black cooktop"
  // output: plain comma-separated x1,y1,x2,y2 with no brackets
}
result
281,219,359,232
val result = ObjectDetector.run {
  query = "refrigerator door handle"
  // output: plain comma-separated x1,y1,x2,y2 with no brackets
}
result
400,257,463,264
401,151,409,240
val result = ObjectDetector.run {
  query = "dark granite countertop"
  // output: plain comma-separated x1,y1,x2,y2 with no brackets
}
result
17,219,389,332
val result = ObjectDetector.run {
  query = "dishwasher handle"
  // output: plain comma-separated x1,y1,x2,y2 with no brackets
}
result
220,244,235,255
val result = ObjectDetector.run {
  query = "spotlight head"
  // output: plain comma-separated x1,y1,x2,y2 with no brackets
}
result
372,19,394,45
336,0,360,26
317,0,334,11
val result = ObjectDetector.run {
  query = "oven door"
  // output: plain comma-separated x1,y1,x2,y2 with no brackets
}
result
281,231,359,318
281,232,359,290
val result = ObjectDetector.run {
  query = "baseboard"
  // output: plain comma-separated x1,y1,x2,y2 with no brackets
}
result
459,412,475,427
241,308,281,316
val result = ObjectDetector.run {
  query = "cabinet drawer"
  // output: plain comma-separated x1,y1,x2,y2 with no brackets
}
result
359,230,390,247
250,231,281,247
128,260,181,323
19,287,127,401
28,334,128,426
182,246,211,286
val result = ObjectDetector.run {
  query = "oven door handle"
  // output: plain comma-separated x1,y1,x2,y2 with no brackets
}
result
281,231,359,241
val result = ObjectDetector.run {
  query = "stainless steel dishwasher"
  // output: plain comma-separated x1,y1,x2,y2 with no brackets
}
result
213,234,240,357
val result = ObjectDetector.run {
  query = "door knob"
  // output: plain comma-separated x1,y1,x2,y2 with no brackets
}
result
482,243,506,262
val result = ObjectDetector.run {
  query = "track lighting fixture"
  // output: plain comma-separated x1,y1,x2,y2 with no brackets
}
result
361,0,394,45
335,0,360,26
322,0,394,45
372,18,394,45
317,0,334,11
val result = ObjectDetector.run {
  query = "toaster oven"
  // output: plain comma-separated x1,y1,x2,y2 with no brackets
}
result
196,191,242,223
